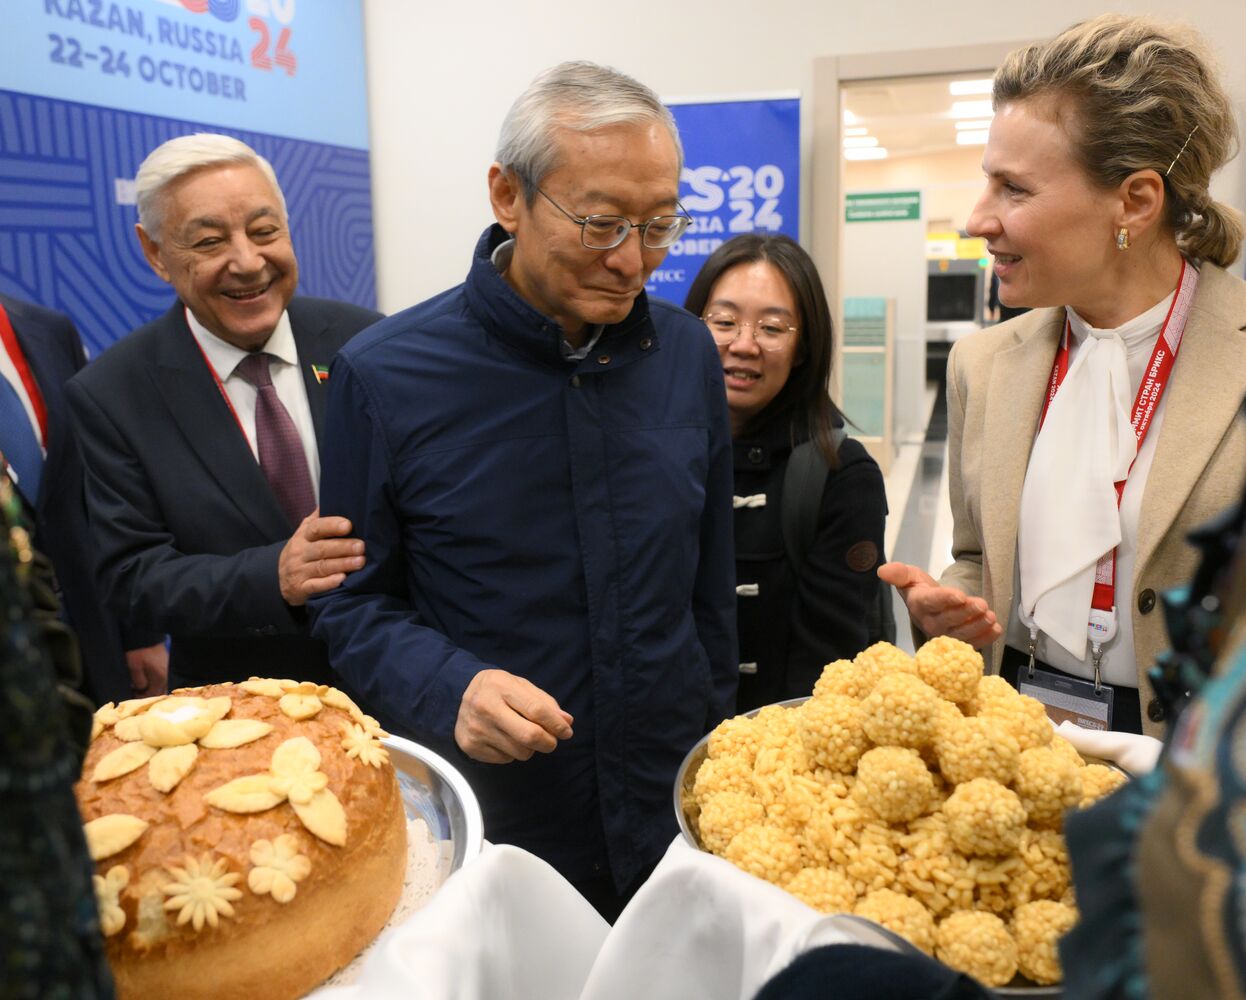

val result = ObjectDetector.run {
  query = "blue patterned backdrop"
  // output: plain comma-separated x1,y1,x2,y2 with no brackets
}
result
0,88,376,357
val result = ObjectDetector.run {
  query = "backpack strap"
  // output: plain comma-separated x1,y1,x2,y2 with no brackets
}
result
780,432,837,579
781,429,896,645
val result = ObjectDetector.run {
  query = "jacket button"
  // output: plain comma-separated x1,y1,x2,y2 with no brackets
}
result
639,337,653,350
1146,698,1165,723
597,354,611,365
570,375,581,388
1138,588,1157,614
748,447,763,464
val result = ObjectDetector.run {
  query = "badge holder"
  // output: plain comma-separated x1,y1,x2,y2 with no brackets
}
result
1018,622,1115,732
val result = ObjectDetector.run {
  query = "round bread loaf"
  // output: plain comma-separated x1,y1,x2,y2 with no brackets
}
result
75,680,407,1000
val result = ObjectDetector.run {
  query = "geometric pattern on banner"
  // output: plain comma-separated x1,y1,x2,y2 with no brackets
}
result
0,88,375,358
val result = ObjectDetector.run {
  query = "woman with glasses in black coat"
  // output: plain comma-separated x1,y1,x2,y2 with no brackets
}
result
685,235,887,712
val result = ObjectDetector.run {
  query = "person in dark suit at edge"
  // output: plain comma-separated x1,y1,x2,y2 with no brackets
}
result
0,292,167,703
65,133,381,691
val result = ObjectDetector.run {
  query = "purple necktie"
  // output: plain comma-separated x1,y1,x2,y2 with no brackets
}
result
234,352,316,527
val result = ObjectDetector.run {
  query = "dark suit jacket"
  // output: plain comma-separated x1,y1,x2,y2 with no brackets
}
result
0,292,142,704
64,296,380,688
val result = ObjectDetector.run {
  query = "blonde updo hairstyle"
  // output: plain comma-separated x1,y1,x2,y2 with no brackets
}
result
994,15,1243,267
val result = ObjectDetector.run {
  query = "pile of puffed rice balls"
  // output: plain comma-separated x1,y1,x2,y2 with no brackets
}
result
686,637,1128,988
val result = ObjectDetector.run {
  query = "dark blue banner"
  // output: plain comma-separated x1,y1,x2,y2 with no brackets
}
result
0,89,375,358
648,96,800,310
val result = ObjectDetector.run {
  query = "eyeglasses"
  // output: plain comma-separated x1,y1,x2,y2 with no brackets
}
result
703,313,798,351
535,187,692,250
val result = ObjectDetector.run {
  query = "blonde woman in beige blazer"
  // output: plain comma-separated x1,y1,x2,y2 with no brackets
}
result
881,15,1246,735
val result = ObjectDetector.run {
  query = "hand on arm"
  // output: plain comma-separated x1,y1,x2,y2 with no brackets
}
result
124,642,169,696
878,561,1002,648
454,669,574,764
278,509,366,606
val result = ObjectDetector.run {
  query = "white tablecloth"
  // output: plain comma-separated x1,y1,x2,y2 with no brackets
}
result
312,838,901,1000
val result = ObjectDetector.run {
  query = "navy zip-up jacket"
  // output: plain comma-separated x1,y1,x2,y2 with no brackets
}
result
311,226,737,888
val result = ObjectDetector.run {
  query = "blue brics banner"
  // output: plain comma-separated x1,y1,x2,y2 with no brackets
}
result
0,0,373,356
648,96,800,310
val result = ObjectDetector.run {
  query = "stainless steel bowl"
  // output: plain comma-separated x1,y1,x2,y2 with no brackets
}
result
674,698,1061,998
382,734,484,882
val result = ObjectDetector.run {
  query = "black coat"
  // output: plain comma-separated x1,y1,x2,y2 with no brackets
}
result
732,420,887,711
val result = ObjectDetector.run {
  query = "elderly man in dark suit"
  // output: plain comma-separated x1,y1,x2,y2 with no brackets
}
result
0,291,165,703
65,133,380,691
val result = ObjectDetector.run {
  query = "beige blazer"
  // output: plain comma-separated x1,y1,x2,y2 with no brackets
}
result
940,261,1246,734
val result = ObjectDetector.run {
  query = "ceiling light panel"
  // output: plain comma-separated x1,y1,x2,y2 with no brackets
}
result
950,100,994,119
949,78,993,96
844,147,889,160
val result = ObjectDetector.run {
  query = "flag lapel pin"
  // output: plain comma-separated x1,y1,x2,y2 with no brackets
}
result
311,364,330,384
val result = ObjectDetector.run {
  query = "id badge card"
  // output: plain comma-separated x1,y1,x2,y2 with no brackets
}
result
1018,666,1114,731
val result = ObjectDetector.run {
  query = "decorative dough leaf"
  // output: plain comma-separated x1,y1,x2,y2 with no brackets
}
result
115,695,166,719
271,737,321,776
149,745,199,793
204,774,285,813
279,692,322,720
139,697,218,745
240,678,286,698
199,719,273,749
112,716,145,742
137,714,200,747
84,814,149,861
321,687,365,723
93,742,158,782
291,788,347,846
94,702,120,728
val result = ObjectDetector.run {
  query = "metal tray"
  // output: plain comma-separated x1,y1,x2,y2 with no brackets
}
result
383,734,485,882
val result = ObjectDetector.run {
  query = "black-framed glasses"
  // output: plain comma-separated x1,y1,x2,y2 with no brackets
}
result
535,187,692,250
703,312,798,351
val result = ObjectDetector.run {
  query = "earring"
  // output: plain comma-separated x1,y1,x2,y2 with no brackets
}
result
1115,227,1130,251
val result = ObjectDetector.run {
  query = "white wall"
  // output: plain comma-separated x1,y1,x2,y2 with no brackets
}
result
843,213,928,445
361,0,1246,314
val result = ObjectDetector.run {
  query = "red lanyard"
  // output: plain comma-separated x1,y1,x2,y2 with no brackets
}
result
0,303,49,447
1038,258,1198,613
188,316,251,447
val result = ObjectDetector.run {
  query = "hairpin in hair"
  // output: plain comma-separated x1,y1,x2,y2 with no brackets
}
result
1165,125,1200,177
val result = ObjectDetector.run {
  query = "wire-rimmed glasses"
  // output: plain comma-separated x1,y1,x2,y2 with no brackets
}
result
535,187,692,250
703,312,798,351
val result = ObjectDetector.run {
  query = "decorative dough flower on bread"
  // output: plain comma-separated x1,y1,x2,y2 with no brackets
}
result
161,854,243,932
248,835,312,904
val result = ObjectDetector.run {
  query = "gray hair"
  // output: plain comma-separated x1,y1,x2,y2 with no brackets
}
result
495,61,683,201
135,133,287,239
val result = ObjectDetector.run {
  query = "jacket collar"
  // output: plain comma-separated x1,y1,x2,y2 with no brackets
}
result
733,418,810,472
464,224,653,368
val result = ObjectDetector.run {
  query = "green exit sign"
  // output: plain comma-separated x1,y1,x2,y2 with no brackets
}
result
846,191,921,222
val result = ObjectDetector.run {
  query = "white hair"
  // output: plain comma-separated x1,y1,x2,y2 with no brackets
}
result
495,61,683,200
135,133,287,238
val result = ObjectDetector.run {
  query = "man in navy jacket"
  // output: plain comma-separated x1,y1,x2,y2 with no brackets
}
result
312,62,737,919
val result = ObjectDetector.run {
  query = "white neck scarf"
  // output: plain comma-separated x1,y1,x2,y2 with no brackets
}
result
1016,294,1172,659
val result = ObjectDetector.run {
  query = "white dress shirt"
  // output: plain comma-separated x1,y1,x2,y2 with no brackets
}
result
185,308,321,499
